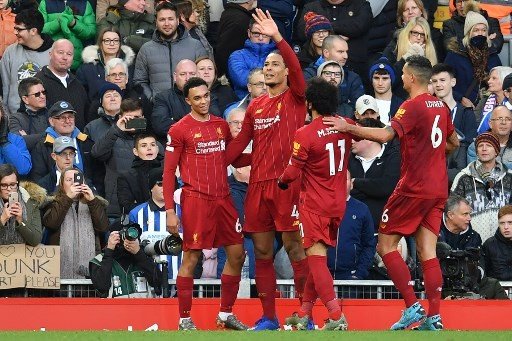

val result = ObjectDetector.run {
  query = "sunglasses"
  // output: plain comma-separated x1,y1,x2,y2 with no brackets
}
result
27,90,47,98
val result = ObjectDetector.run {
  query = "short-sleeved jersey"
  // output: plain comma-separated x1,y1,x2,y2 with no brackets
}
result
281,117,354,217
390,93,454,199
163,114,231,207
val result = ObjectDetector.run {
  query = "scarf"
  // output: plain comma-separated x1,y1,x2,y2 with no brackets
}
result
59,201,96,279
0,188,28,245
467,45,489,82
45,126,85,172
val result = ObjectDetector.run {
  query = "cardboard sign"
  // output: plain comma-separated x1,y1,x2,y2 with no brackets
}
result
0,244,60,289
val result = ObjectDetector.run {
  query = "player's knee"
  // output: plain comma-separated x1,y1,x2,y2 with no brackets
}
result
284,240,305,261
228,250,246,268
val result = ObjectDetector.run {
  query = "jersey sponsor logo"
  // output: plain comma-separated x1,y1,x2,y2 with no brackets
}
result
254,115,280,130
292,141,300,156
395,108,406,120
195,139,226,154
425,100,445,108
194,132,202,139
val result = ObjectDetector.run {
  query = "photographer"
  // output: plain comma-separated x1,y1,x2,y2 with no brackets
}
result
89,225,162,298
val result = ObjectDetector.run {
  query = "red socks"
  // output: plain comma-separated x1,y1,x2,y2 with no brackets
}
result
382,250,418,307
220,274,241,313
422,258,442,317
298,273,317,317
255,259,277,319
176,275,193,318
291,258,309,304
307,255,341,321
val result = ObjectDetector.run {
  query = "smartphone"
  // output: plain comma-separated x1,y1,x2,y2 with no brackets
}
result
74,173,84,185
8,192,18,206
125,118,147,130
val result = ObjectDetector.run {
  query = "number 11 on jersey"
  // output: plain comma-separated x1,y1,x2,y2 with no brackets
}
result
325,140,345,175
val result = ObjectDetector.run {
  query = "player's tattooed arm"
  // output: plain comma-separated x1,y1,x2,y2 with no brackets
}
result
323,116,395,144
446,130,460,155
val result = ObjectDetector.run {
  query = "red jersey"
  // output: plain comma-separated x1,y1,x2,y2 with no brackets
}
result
225,39,306,182
390,93,454,199
163,114,231,209
280,117,354,217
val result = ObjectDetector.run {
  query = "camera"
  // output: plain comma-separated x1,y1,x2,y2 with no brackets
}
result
141,235,183,256
119,223,142,242
437,242,480,297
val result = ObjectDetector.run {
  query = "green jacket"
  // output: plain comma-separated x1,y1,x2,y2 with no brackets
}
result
38,0,96,70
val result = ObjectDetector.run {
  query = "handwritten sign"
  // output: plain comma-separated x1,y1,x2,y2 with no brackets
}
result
0,244,60,289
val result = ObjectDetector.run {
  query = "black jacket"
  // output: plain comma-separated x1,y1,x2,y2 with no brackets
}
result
349,141,401,231
439,218,483,251
151,87,190,139
481,229,512,281
210,80,238,117
9,105,49,151
367,0,397,60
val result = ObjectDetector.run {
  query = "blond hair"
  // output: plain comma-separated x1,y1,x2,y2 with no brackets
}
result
397,17,437,66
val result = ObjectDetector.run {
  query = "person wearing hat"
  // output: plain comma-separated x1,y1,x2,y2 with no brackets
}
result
297,12,332,69
354,95,380,123
317,60,349,116
452,131,512,242
369,57,404,125
444,7,502,107
30,100,95,185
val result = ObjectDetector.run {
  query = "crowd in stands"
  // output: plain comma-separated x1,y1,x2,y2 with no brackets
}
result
0,0,511,298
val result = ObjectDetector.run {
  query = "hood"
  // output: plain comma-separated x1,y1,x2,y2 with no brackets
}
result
81,44,135,66
118,7,153,23
242,39,276,55
23,34,53,52
19,181,47,206
18,104,48,117
495,228,512,245
464,160,507,182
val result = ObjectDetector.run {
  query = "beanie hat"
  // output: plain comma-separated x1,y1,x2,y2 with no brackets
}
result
317,60,344,83
368,57,396,85
304,12,332,39
464,11,488,37
148,167,163,190
99,82,123,104
475,132,500,155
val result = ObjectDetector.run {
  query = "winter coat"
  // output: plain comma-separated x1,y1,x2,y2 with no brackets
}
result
0,133,32,176
210,79,237,117
95,0,155,22
8,106,49,151
327,197,376,280
451,160,512,242
349,142,401,231
215,3,253,78
38,0,96,70
35,65,88,130
97,7,154,53
481,228,512,281
0,34,53,115
367,0,396,59
0,7,17,58
75,44,135,101
467,134,512,171
297,42,319,70
151,86,190,139
439,217,483,251
133,27,208,100
227,39,276,99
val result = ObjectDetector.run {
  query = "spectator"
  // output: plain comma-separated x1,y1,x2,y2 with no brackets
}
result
76,27,135,102
227,18,276,100
9,0,38,14
118,133,162,214
10,77,49,151
477,67,512,134
35,39,88,130
0,164,44,247
196,56,237,117
0,0,17,59
258,0,294,43
176,0,214,60
467,106,512,170
442,0,503,56
431,63,478,183
327,171,376,280
215,0,256,79
296,12,332,69
89,223,162,298
205,0,223,50
444,10,501,107
316,60,346,116
0,105,32,176
303,35,364,117
1,9,53,115
382,16,438,99
133,1,207,100
150,59,195,140
368,57,404,125
223,68,266,118
481,205,512,281
96,0,155,22
30,101,94,183
366,0,397,62
452,132,512,242
349,118,400,232
42,166,109,279
504,74,512,108
353,95,380,122
38,0,96,70
97,0,155,54
297,0,372,81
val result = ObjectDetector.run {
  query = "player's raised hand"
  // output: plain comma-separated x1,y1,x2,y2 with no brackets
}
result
252,8,282,42
323,116,349,132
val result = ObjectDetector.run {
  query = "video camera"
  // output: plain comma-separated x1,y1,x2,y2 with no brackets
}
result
141,235,183,257
437,242,480,297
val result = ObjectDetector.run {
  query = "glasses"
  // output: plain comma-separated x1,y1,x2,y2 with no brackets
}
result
27,90,46,98
13,26,28,33
0,182,18,190
156,181,163,187
321,71,342,78
504,88,512,94
250,82,265,88
409,30,426,39
108,72,127,78
53,114,75,122
102,38,120,45
312,30,329,36
250,31,269,39
490,117,512,123
57,151,76,159
228,120,243,126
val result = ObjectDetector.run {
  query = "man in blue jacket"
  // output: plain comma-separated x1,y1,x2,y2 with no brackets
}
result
0,106,32,176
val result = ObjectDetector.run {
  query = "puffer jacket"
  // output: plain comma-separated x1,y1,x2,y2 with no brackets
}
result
227,39,276,99
38,0,96,70
0,7,17,58
481,228,512,281
9,106,49,151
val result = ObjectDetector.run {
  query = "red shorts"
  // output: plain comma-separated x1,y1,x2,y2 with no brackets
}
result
244,179,300,233
180,194,244,251
300,209,342,249
379,192,446,236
